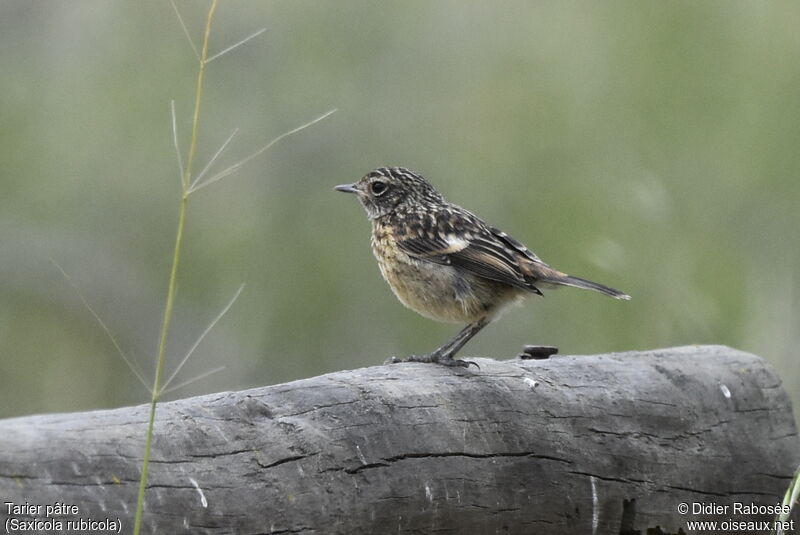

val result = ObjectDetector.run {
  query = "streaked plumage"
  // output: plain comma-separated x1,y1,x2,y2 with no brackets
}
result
336,167,629,367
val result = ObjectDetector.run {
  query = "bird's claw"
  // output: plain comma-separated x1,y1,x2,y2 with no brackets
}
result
385,354,435,365
443,358,480,369
384,354,479,369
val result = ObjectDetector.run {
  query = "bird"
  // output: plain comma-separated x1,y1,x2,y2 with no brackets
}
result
335,167,630,368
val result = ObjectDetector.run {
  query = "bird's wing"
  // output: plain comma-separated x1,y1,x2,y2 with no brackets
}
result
396,210,543,294
486,225,542,263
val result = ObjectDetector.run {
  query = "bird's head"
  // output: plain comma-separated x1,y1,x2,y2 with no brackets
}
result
335,167,443,219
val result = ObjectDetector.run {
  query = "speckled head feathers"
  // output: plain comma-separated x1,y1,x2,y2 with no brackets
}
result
335,167,444,219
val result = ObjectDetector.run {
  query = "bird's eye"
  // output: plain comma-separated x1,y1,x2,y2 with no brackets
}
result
370,181,388,196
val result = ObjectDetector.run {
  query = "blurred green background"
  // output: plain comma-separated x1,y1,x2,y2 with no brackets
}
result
1,1,797,419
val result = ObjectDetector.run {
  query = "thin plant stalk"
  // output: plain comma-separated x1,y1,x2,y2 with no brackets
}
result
132,2,219,533
189,108,337,193
183,0,218,188
131,154,188,535
160,284,245,394
131,2,333,531
50,258,150,391
775,464,800,534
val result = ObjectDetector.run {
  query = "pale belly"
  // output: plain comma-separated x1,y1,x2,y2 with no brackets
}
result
371,238,524,324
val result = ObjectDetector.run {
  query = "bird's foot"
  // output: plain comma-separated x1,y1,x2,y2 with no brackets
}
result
385,353,479,369
439,357,480,369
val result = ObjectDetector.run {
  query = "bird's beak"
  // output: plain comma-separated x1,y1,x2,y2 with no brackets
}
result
334,183,359,194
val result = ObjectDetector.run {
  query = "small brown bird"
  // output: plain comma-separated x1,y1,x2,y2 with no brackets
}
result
336,167,630,367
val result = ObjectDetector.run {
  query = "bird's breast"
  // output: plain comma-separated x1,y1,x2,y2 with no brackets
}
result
370,223,523,323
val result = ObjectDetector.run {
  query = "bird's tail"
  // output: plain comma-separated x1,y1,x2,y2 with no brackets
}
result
554,274,631,300
530,264,631,300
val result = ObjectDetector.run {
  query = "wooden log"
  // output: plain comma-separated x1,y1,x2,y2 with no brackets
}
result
0,345,797,534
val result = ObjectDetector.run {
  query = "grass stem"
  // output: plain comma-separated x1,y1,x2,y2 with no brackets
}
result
132,2,218,533
131,2,332,530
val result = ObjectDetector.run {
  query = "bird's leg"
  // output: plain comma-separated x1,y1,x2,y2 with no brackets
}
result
388,317,490,368
433,317,490,362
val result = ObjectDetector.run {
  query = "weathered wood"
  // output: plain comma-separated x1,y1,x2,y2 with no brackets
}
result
0,345,797,534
